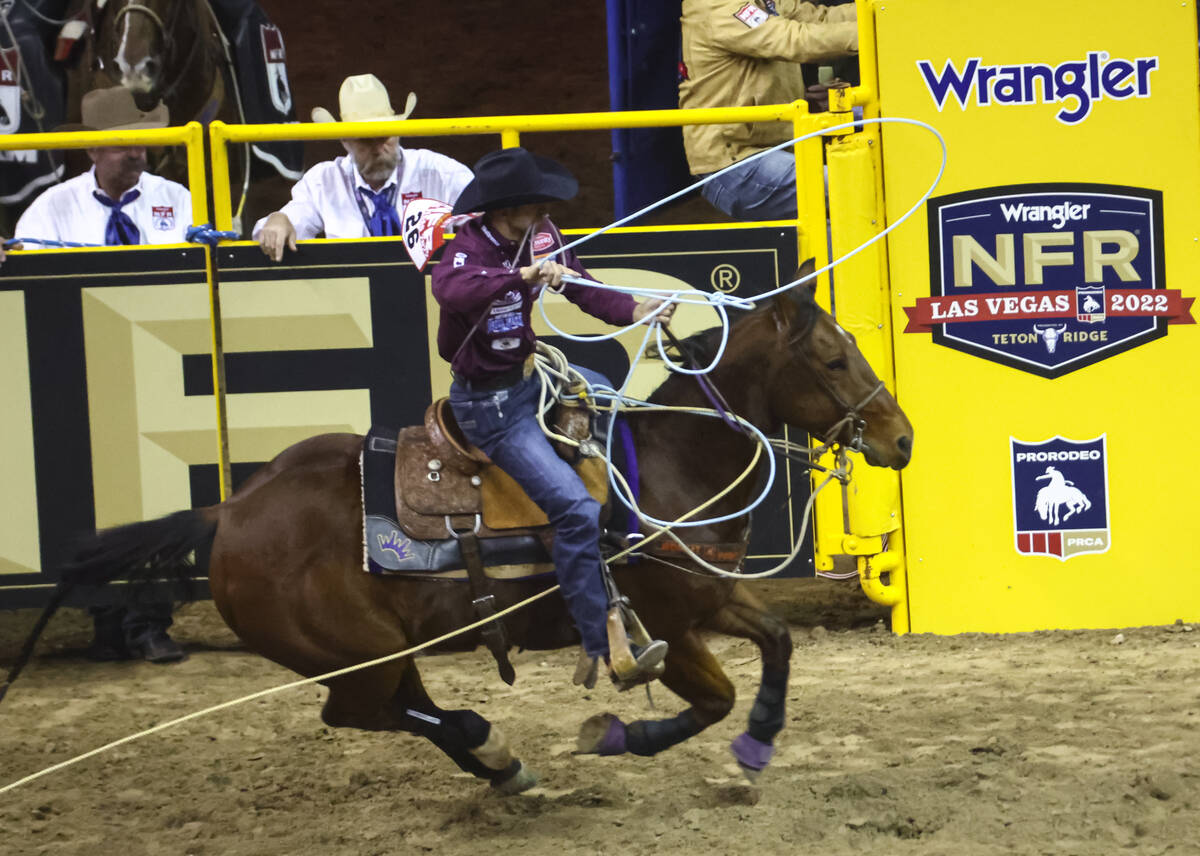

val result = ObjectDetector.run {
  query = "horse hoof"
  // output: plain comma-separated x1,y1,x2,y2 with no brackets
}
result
737,763,764,785
491,761,538,795
730,732,774,783
574,713,627,756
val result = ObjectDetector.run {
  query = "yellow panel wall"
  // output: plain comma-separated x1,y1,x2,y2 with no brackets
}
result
874,0,1200,632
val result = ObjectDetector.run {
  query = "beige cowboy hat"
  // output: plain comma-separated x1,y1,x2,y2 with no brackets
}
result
311,74,417,124
58,86,170,132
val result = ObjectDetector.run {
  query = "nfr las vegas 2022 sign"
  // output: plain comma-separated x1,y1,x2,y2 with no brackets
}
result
903,183,1194,377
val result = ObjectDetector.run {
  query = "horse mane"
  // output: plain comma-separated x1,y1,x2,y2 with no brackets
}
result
645,286,818,402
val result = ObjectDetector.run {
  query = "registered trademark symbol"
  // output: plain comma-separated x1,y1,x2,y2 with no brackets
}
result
710,264,740,293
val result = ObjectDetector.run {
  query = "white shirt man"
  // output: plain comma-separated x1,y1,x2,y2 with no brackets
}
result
252,146,471,244
14,165,192,247
254,73,472,261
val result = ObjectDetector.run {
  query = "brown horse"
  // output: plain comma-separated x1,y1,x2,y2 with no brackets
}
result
64,0,291,232
3,270,913,794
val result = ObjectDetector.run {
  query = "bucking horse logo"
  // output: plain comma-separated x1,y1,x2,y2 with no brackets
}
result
1033,465,1092,525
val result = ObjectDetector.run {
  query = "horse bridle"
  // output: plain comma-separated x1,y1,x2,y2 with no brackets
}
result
668,302,885,460
113,3,166,34
107,1,208,105
788,308,886,456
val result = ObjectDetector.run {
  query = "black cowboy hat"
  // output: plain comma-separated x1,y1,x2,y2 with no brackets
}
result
452,147,578,215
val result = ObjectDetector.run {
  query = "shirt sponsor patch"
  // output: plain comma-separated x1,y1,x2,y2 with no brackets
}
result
152,206,175,230
734,3,768,28
486,312,524,336
453,251,467,268
531,231,555,254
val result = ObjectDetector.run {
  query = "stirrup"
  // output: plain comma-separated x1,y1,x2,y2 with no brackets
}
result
609,640,668,692
606,605,667,691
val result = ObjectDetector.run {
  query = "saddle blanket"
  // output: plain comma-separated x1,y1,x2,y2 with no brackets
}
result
360,426,553,579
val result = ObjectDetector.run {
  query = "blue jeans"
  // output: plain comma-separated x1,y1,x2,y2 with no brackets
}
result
700,149,798,221
449,368,611,657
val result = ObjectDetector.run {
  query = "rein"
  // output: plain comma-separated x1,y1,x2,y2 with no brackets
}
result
660,324,745,435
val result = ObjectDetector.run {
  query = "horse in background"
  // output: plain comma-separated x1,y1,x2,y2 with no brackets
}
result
3,267,914,794
62,0,297,234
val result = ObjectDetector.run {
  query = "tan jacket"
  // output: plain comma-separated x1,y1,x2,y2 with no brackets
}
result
679,0,857,174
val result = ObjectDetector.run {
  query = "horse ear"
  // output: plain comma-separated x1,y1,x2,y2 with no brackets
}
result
771,258,818,330
794,258,817,296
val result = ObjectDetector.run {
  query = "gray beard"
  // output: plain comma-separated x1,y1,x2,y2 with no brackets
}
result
358,157,398,187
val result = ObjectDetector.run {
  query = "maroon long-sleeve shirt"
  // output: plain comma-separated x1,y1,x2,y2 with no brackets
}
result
431,217,637,381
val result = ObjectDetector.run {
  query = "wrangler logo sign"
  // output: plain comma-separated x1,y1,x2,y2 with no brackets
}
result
917,52,1158,125
903,183,1193,378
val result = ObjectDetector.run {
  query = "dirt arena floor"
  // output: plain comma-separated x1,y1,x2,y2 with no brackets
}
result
2,579,1199,856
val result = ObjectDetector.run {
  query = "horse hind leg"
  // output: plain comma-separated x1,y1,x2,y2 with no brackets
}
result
321,663,537,795
576,628,735,760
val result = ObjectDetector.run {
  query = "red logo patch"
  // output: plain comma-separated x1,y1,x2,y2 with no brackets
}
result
151,206,175,231
532,232,555,253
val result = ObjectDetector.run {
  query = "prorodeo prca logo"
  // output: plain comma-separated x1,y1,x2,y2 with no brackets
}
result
1010,436,1109,561
904,183,1194,378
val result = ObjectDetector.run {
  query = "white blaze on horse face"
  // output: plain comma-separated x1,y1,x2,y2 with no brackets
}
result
114,16,158,93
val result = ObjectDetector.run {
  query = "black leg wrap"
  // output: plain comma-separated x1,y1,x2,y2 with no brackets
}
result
746,665,789,744
443,708,491,749
625,710,702,757
403,707,495,779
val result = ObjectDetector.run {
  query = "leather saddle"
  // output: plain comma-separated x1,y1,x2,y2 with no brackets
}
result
393,397,608,543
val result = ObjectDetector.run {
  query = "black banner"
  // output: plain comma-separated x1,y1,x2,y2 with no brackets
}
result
0,226,810,608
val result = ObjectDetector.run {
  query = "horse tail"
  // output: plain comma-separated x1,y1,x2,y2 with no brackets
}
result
57,508,218,589
0,508,218,704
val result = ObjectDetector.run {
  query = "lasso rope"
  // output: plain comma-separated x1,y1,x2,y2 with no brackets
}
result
2,114,944,796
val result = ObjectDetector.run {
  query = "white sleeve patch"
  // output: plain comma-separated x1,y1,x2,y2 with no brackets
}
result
734,3,769,28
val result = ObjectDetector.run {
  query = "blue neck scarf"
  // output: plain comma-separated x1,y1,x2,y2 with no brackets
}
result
93,189,142,246
358,185,401,237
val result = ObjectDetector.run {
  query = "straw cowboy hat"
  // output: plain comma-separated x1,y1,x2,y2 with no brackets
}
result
452,147,578,215
59,86,170,132
311,74,417,124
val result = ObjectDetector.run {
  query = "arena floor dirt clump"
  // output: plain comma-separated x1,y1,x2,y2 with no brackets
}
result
2,579,1199,856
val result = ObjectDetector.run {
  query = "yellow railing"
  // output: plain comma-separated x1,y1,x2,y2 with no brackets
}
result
0,122,210,225
207,103,855,260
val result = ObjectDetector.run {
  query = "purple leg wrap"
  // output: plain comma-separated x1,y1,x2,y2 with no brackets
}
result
730,731,775,771
597,716,628,756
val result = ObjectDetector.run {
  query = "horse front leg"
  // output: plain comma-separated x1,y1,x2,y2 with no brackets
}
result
576,628,735,758
702,581,793,782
